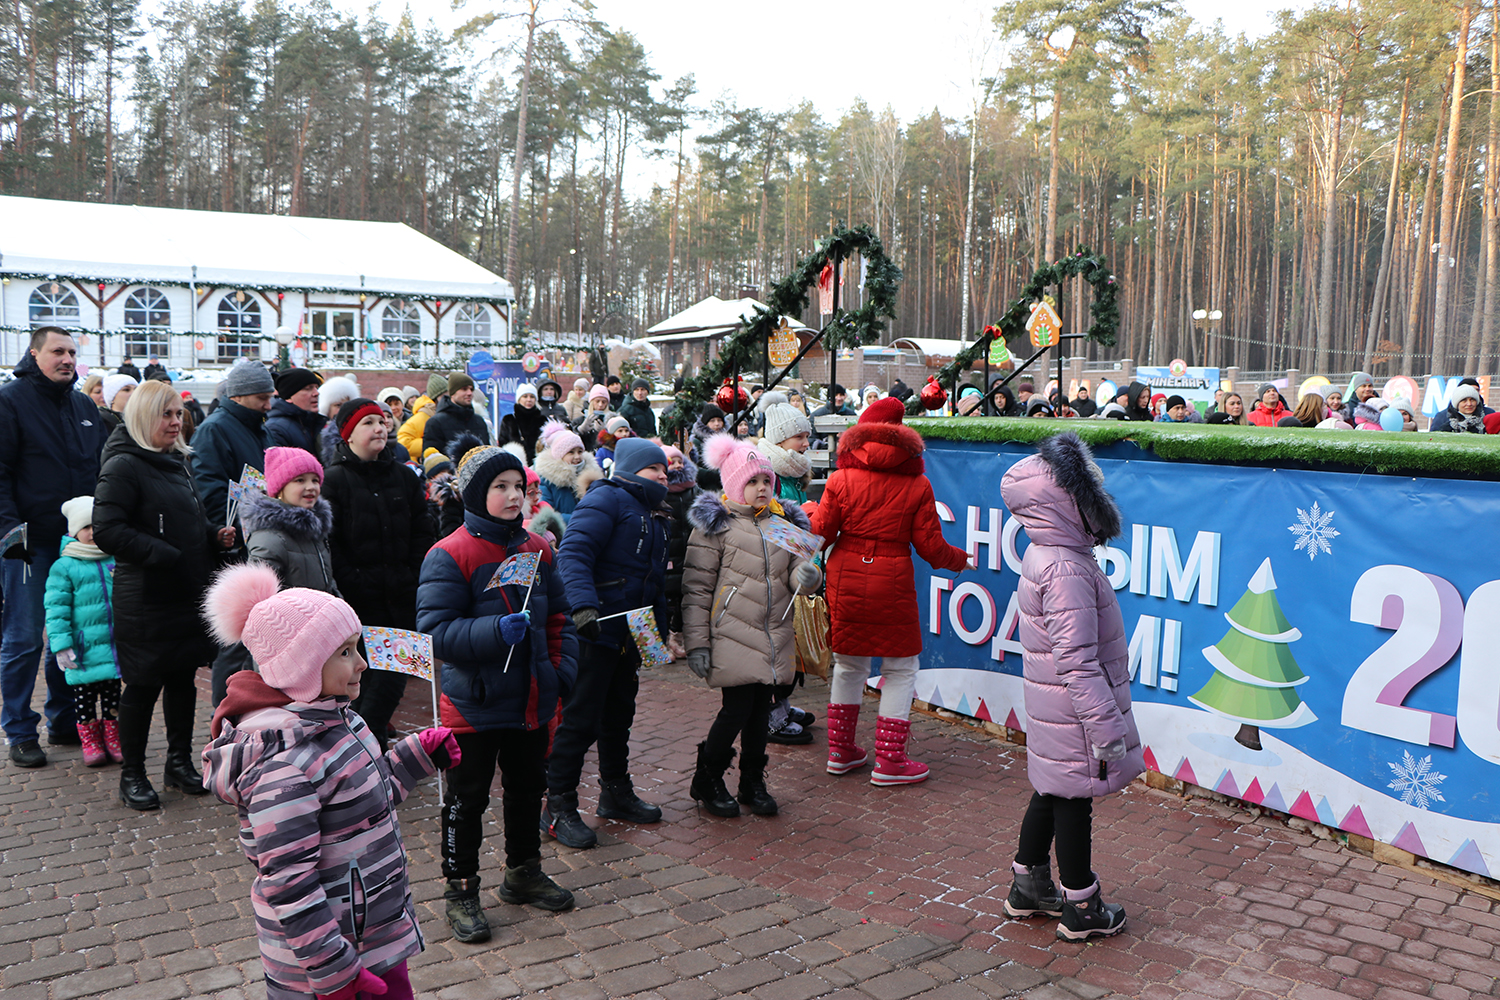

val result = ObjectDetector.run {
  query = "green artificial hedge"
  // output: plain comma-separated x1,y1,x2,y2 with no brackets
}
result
909,418,1500,481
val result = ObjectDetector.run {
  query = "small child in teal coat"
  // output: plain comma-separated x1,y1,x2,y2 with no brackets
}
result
43,496,123,767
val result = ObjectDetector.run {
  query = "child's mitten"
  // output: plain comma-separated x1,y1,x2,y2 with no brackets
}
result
573,607,600,641
687,649,711,679
499,610,530,645
793,562,821,593
317,967,389,1000
418,727,462,769
56,649,77,673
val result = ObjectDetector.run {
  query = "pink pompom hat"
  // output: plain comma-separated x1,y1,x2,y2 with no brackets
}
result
702,433,775,502
203,563,361,703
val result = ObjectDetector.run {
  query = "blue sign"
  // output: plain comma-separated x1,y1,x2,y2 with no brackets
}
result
912,438,1500,877
470,356,526,431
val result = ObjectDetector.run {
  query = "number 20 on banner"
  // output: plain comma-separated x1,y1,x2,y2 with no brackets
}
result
1342,564,1500,762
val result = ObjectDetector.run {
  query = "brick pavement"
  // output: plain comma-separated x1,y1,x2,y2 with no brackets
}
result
0,662,1495,1000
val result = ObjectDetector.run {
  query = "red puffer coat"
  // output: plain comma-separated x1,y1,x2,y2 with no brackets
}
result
809,420,968,657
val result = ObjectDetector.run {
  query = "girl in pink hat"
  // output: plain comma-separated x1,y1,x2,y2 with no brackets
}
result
202,564,460,1000
241,447,339,595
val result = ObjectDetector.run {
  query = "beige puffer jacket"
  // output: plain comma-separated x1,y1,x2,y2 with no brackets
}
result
681,493,819,688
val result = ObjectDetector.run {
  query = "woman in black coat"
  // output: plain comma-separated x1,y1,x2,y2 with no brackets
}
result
323,398,436,749
94,380,236,810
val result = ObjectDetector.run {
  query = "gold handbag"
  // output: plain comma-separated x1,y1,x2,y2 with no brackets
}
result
793,594,832,679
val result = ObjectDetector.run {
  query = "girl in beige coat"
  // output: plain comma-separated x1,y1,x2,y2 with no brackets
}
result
683,435,820,818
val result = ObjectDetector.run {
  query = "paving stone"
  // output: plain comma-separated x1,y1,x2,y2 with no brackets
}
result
705,958,784,994
751,972,837,1000
593,962,678,995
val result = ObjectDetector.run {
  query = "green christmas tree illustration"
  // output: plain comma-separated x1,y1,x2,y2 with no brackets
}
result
1189,557,1317,750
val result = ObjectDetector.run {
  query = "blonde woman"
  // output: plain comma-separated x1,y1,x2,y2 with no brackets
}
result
93,380,236,810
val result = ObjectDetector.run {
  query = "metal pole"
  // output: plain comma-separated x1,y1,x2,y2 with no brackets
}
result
828,251,841,404
1056,283,1064,412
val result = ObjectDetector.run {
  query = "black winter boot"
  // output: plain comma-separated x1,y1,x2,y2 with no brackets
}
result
541,792,598,849
116,690,159,811
444,878,491,943
499,858,576,911
689,741,739,817
597,777,663,823
1004,862,1064,919
1056,876,1126,941
736,752,778,816
161,682,206,795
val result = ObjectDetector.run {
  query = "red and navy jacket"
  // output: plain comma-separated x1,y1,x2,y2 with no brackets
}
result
417,508,578,733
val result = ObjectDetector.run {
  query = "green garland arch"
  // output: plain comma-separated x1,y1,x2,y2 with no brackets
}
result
905,247,1120,415
661,222,902,437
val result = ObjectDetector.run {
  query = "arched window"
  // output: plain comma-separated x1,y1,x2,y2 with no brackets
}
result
123,287,171,361
454,303,491,344
216,292,261,363
29,283,80,329
382,301,420,359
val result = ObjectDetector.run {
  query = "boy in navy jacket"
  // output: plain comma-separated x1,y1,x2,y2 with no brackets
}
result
417,447,578,943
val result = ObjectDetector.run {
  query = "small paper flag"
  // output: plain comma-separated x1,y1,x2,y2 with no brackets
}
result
362,626,434,682
240,465,266,491
759,517,823,561
227,480,248,505
0,522,27,554
626,608,673,668
486,552,541,591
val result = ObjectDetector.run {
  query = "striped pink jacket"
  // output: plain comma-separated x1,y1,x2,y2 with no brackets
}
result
202,698,436,999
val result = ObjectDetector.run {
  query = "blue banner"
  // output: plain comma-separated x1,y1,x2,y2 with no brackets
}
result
468,351,526,431
912,438,1500,877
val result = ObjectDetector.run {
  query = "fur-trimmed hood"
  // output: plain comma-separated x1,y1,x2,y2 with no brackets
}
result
239,490,335,543
835,420,925,476
999,432,1122,550
667,451,700,494
534,445,601,494
686,490,813,536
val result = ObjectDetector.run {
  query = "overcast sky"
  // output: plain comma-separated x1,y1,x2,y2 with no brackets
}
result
379,0,1301,123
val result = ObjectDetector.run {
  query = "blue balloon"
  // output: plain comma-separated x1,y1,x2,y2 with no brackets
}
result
1379,406,1404,432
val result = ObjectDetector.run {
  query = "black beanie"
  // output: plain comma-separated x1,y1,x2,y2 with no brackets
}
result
1165,395,1186,411
700,402,725,422
275,367,323,399
336,397,384,440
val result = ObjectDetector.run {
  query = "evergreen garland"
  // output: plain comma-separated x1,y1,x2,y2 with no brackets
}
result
661,223,902,437
904,248,1120,415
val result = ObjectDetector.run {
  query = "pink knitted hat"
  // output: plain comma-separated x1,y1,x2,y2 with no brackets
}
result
541,418,584,459
587,384,611,403
203,564,361,703
703,433,775,502
264,447,324,498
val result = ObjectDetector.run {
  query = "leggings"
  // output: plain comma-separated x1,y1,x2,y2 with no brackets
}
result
70,679,121,723
828,654,920,719
703,683,772,762
1015,791,1094,890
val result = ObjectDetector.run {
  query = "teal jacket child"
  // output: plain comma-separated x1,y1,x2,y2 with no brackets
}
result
44,535,121,685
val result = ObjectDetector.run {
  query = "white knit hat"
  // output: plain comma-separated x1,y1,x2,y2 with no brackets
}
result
757,391,811,445
61,496,94,538
102,373,137,407
318,376,360,415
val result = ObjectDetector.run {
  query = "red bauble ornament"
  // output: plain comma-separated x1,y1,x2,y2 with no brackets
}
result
920,376,948,411
715,378,749,414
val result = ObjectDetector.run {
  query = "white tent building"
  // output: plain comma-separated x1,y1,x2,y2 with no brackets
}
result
0,195,514,370
641,295,813,373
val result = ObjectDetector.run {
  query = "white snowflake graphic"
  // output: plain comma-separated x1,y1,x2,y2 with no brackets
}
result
1387,751,1447,809
1288,502,1340,560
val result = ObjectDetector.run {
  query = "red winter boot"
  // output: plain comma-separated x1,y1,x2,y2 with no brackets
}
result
78,721,108,768
825,703,868,775
101,719,124,763
870,716,928,786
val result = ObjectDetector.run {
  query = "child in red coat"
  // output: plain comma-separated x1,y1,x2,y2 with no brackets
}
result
808,398,972,785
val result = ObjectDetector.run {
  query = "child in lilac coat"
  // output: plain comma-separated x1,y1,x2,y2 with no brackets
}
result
998,432,1144,942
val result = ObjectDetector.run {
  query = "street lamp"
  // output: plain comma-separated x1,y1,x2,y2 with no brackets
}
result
274,325,295,373
1192,309,1223,363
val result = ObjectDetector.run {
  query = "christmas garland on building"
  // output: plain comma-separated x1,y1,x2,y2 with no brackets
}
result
905,248,1120,415
0,271,507,304
662,223,902,436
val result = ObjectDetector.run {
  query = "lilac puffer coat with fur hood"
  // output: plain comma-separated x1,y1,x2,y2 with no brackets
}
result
1000,433,1144,799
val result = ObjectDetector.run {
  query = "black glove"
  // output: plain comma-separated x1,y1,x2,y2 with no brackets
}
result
573,607,600,642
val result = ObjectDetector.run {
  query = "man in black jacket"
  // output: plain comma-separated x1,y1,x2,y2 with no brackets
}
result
191,360,274,705
142,356,166,381
265,367,326,458
117,356,142,381
617,378,657,439
0,328,110,767
423,372,492,458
